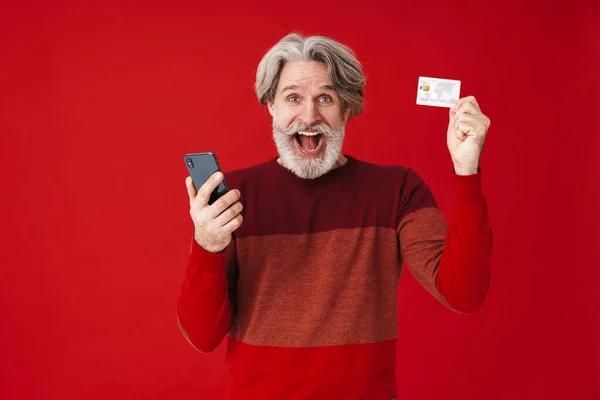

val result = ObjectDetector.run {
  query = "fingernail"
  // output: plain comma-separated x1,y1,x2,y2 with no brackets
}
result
214,172,222,180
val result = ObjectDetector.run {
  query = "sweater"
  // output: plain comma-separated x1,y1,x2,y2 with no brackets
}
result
177,155,492,399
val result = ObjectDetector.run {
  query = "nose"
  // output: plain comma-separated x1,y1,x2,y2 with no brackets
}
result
298,100,321,127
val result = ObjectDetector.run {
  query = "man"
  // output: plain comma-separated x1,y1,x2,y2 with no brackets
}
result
178,33,492,399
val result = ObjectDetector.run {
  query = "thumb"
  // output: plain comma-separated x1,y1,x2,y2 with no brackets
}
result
185,176,197,206
449,106,458,123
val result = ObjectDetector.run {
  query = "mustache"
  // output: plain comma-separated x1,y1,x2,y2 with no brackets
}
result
274,122,337,138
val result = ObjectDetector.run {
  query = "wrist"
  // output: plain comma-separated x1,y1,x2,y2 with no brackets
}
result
453,165,479,176
194,235,228,254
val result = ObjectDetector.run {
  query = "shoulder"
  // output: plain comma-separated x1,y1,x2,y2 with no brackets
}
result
223,158,276,188
350,156,435,205
349,156,420,185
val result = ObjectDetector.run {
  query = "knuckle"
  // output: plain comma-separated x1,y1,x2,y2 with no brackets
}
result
225,193,235,205
202,181,216,194
215,198,228,210
205,223,216,234
228,190,240,203
225,208,235,220
191,208,203,220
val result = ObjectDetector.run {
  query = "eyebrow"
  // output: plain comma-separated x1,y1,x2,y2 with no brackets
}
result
280,84,336,93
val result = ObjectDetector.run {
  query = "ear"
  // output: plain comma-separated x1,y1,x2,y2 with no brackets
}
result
345,108,351,122
268,102,275,117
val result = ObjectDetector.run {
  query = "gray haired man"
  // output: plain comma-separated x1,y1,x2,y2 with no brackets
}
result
179,33,493,399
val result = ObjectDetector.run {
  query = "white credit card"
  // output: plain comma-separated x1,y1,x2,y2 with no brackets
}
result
416,76,461,108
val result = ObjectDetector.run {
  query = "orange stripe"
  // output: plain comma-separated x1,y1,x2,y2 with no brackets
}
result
397,206,449,306
231,227,400,347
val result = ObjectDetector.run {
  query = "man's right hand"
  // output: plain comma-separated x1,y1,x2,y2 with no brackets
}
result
186,172,243,253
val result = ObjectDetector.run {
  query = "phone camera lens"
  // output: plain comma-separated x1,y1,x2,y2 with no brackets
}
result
186,157,194,168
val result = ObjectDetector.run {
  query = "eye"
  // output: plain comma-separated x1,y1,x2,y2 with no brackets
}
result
287,95,300,103
318,96,333,104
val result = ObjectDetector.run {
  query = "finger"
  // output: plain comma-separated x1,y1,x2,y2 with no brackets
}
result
186,176,196,206
455,113,480,125
222,214,243,234
455,113,490,134
449,105,458,119
207,188,241,219
450,98,464,114
455,101,481,117
451,96,480,115
454,113,475,132
455,120,477,138
195,171,224,207
215,201,243,227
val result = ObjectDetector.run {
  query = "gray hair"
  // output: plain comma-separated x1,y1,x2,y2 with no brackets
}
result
255,33,366,120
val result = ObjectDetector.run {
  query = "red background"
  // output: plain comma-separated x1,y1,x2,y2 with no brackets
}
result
1,1,599,399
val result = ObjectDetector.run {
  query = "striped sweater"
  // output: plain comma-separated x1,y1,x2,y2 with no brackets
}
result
177,155,492,399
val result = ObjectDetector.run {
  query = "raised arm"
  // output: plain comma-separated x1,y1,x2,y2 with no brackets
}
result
399,95,493,313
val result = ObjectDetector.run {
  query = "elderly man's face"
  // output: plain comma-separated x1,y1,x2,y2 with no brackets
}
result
269,61,347,179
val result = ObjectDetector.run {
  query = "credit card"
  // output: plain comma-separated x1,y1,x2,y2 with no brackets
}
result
416,76,461,108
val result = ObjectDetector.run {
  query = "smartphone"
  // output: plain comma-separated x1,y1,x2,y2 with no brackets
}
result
184,152,229,205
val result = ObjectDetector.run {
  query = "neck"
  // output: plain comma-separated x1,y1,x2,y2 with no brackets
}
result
332,154,348,169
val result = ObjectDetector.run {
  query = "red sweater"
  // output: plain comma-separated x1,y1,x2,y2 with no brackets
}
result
177,156,492,399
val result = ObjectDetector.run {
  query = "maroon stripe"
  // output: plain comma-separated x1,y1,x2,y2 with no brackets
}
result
224,156,439,238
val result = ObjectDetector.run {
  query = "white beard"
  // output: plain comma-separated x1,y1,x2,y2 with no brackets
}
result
272,118,345,180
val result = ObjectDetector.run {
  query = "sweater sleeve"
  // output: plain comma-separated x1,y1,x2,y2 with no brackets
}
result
176,238,238,352
397,169,492,313
435,171,492,313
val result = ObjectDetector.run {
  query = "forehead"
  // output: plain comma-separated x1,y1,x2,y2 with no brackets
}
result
277,61,332,91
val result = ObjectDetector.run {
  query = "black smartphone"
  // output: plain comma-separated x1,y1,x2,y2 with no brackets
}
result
184,152,229,205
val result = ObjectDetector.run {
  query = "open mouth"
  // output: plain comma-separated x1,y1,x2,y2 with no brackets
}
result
294,131,323,155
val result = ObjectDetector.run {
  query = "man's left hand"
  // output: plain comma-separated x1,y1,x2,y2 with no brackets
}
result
447,96,491,175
